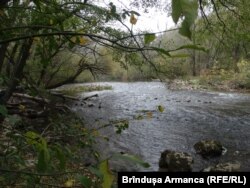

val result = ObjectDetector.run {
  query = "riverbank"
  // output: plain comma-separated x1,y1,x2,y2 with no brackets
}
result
167,78,250,93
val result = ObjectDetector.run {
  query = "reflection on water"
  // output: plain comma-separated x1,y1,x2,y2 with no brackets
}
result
64,82,250,171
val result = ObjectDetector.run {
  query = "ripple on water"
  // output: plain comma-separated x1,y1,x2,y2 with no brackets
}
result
70,82,250,171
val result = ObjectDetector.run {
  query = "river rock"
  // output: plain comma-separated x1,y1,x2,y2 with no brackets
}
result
202,162,241,172
159,150,193,172
194,140,223,158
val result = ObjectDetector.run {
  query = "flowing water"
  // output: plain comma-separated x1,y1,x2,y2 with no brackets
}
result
63,82,250,171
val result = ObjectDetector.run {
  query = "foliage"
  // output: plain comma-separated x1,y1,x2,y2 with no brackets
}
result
0,109,102,187
172,0,198,39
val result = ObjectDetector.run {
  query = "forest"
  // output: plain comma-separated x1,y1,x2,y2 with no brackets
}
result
0,0,250,187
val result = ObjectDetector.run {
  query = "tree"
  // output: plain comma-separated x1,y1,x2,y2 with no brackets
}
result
0,0,203,104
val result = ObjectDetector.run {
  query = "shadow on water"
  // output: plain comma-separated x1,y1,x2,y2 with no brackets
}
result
66,82,250,171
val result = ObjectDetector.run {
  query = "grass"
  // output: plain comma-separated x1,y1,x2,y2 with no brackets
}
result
59,85,112,96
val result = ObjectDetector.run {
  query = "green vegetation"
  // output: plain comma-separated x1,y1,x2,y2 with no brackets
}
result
0,0,250,187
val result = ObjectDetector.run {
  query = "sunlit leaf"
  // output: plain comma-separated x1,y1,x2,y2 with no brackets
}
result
144,33,156,44
25,131,40,146
157,105,164,113
25,131,47,151
99,160,114,188
64,179,75,187
112,153,150,168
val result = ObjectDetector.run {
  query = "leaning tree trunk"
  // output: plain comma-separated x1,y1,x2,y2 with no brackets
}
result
45,67,84,89
0,39,33,104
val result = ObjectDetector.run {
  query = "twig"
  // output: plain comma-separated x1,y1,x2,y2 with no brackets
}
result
12,93,49,104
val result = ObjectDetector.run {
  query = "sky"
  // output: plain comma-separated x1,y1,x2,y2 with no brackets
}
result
95,0,175,33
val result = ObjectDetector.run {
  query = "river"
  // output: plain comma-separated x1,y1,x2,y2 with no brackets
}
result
63,82,250,171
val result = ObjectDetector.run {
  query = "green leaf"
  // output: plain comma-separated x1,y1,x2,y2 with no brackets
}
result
99,160,114,188
54,147,66,170
130,11,141,16
157,105,164,113
144,33,156,44
88,166,103,179
25,131,47,151
134,114,144,120
176,44,206,52
112,153,150,168
37,148,50,172
172,0,182,23
171,0,198,39
179,19,192,39
152,47,171,57
79,176,92,188
33,0,41,10
0,105,8,116
25,131,41,146
170,53,190,58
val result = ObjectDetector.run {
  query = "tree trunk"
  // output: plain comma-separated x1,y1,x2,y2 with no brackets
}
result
0,39,33,104
232,44,240,73
191,24,196,76
45,67,84,89
191,52,196,76
0,44,8,72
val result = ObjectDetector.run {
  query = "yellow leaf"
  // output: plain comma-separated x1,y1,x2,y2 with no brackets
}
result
79,36,89,45
146,112,153,119
157,105,164,113
99,160,114,188
64,179,75,187
33,37,40,42
0,10,5,16
70,37,77,43
19,104,26,112
130,13,137,25
92,130,99,136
